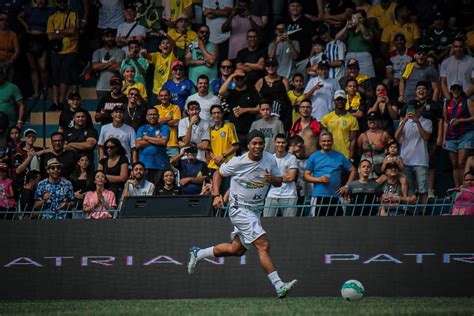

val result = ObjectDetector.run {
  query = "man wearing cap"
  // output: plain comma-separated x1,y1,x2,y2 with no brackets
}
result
304,60,341,121
321,90,359,160
98,106,136,163
142,36,177,96
116,3,147,54
218,69,260,149
440,37,474,101
402,81,442,198
235,29,266,87
268,21,300,79
162,60,194,111
395,93,432,204
0,63,25,129
341,58,373,101
92,29,126,102
186,24,218,85
58,91,93,133
178,101,210,163
40,131,76,179
46,0,79,111
185,74,220,125
188,130,298,298
64,109,98,165
167,13,197,58
34,158,74,219
95,76,128,126
399,45,439,104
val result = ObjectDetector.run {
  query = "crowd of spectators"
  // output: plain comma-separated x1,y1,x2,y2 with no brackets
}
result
0,0,473,219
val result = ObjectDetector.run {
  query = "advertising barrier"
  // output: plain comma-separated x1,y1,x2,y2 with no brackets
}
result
1,217,473,299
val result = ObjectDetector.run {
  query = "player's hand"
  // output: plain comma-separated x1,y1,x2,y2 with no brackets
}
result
213,195,224,208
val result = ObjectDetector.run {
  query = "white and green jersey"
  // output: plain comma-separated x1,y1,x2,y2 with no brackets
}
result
220,152,282,214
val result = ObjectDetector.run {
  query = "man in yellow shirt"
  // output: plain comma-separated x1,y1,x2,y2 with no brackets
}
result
321,90,359,160
380,4,420,56
46,0,79,111
155,88,182,158
208,104,239,193
367,0,396,30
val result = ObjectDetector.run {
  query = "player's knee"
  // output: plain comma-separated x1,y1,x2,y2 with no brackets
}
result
256,240,270,253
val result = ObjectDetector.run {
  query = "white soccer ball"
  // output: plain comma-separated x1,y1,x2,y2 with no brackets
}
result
341,279,365,301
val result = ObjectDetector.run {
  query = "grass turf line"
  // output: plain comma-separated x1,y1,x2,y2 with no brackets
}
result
0,297,473,315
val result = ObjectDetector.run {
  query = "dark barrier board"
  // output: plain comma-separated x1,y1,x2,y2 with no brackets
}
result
0,217,473,299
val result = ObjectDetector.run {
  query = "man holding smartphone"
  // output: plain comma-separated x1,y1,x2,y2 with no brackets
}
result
395,92,433,205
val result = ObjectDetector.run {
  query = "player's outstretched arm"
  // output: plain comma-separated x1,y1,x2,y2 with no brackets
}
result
212,171,224,208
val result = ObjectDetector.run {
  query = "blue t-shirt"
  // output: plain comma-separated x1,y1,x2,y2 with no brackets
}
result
137,123,170,170
305,150,353,197
24,6,54,33
210,77,235,95
163,79,195,111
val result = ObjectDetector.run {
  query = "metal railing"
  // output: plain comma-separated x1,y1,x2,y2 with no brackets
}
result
2,192,472,219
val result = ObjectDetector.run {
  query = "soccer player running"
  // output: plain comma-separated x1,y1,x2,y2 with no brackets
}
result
187,130,297,298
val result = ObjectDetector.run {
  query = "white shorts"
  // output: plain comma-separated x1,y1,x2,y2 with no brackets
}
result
229,207,266,249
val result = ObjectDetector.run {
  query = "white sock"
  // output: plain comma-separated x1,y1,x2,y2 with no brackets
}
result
197,246,215,260
268,271,284,291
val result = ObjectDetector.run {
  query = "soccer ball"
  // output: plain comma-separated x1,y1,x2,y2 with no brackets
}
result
341,279,365,301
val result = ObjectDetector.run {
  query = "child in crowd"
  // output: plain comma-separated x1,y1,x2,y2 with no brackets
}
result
381,139,404,173
0,163,15,218
307,37,326,78
287,73,306,124
249,102,284,154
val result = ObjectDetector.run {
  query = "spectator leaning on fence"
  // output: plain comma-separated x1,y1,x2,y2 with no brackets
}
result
264,134,298,217
122,161,156,198
304,131,356,216
83,170,117,219
34,158,74,220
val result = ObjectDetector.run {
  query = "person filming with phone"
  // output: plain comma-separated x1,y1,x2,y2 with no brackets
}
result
395,92,433,206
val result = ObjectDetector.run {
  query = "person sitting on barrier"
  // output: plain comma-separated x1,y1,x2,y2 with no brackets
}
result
18,170,41,219
170,143,211,195
345,159,383,216
122,161,156,198
34,158,74,220
304,131,357,216
156,169,182,196
379,162,415,216
83,170,117,219
451,171,474,216
264,134,298,217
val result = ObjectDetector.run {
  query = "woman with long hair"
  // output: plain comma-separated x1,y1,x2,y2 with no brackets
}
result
83,170,117,219
97,138,129,201
69,154,95,208
367,82,399,135
443,83,474,187
156,168,182,196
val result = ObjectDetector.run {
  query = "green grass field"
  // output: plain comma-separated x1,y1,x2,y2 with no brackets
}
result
0,297,473,315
